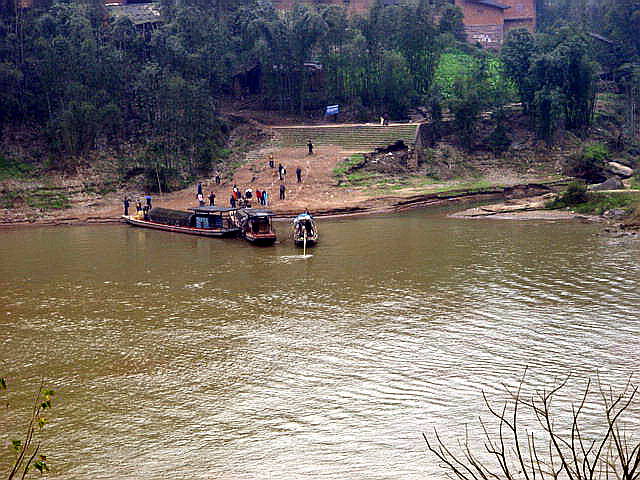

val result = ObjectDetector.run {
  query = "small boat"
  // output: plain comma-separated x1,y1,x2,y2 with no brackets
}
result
124,206,241,237
233,208,277,245
291,212,318,247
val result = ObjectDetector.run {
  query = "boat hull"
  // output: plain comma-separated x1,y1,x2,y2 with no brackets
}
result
293,236,317,247
123,216,240,237
244,232,277,245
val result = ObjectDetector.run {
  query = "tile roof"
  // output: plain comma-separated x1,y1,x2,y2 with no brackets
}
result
107,3,162,25
469,0,510,10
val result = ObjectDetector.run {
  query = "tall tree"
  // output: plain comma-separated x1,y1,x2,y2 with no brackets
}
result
501,28,537,112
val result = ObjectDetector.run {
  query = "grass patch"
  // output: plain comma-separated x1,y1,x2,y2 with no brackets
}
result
333,154,365,178
547,182,639,215
83,181,117,196
0,157,36,180
431,178,494,195
368,175,491,195
569,192,637,215
434,51,517,103
27,189,71,209
345,170,383,186
0,190,22,208
1,187,71,210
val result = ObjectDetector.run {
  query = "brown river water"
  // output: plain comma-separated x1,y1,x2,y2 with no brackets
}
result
1,210,639,479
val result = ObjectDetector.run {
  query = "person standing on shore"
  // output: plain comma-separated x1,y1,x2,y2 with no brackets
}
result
123,197,130,216
278,163,284,181
145,194,152,209
279,183,285,200
197,192,204,206
307,140,313,155
136,200,142,214
230,194,236,208
269,155,274,169
209,191,215,206
263,190,268,206
215,173,221,185
296,166,302,183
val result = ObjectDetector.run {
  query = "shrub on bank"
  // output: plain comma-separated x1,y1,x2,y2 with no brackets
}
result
571,193,636,215
564,142,609,183
0,156,37,181
547,182,637,215
546,181,588,208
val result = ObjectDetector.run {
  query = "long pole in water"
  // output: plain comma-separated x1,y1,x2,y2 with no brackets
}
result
303,230,307,256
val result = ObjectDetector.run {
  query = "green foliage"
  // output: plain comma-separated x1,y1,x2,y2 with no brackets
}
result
0,0,229,184
502,29,537,110
435,50,516,148
436,51,516,103
0,0,619,183
545,182,636,214
502,29,597,140
532,87,564,140
0,157,36,180
448,77,482,150
583,142,610,163
556,181,589,206
434,52,481,101
601,0,640,74
486,119,512,154
565,142,609,183
437,4,466,41
333,153,365,181
0,187,71,210
2,377,56,479
570,192,636,215
28,190,71,210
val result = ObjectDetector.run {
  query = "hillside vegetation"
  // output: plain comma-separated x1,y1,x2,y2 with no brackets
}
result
0,0,639,217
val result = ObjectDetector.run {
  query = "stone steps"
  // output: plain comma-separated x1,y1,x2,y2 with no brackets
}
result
273,124,419,151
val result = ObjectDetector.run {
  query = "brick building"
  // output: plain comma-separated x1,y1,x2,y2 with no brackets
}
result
454,0,536,48
270,0,535,47
16,0,534,49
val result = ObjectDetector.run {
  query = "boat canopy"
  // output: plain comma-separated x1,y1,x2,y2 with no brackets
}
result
294,213,313,222
192,206,237,214
148,207,193,227
240,208,276,218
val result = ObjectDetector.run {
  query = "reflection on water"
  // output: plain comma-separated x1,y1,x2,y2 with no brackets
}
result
1,211,639,479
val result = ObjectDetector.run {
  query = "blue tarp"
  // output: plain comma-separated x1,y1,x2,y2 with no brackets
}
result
325,105,339,115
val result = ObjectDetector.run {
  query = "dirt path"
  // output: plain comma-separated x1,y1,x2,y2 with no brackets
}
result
146,144,381,216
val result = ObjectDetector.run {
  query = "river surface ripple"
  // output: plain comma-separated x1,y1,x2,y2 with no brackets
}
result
1,210,639,479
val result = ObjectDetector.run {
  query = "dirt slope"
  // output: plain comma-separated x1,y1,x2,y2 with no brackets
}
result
151,144,375,216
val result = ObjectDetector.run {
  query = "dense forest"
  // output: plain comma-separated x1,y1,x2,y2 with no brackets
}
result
0,0,638,191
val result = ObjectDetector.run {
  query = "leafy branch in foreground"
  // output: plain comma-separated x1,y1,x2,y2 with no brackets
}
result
1,377,56,479
424,372,639,480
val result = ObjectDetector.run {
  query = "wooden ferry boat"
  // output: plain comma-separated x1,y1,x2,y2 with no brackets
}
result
124,206,241,237
291,212,318,247
233,208,277,245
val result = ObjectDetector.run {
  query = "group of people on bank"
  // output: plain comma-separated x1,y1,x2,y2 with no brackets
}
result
229,184,270,208
124,143,315,216
202,147,311,208
123,195,152,218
